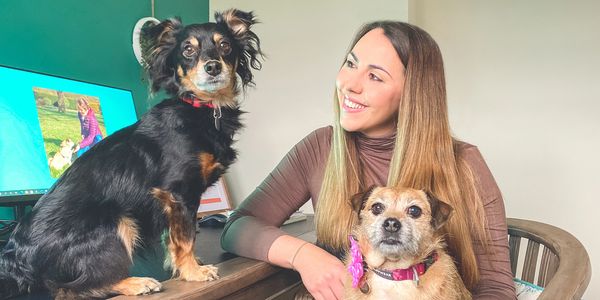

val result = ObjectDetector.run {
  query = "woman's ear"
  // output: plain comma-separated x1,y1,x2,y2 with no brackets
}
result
141,18,183,92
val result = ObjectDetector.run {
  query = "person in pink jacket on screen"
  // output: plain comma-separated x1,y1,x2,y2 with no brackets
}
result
74,97,103,157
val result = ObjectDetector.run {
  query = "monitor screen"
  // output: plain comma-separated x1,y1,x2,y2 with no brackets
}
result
0,65,138,204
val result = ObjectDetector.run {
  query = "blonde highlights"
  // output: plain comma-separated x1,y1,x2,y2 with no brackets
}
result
315,21,488,289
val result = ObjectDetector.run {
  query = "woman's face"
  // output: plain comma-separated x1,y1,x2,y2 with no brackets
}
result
336,28,405,138
78,103,89,115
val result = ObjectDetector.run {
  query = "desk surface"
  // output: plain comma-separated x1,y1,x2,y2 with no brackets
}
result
111,216,316,300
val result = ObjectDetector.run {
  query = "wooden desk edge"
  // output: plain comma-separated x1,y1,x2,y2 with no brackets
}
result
112,230,316,299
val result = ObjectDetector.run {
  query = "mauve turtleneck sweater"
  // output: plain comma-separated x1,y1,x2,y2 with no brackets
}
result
221,126,516,299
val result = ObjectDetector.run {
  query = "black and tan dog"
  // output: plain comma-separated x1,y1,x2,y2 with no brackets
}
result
0,9,262,299
345,187,471,300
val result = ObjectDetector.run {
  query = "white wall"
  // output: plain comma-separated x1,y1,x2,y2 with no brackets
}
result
209,1,409,213
210,1,599,297
410,0,600,298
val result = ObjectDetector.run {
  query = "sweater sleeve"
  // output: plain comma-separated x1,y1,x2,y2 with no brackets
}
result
221,127,331,261
461,145,517,299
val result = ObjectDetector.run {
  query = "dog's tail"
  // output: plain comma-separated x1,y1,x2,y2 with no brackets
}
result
0,244,32,300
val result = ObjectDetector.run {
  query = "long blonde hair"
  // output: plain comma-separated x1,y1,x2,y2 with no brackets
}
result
314,21,488,289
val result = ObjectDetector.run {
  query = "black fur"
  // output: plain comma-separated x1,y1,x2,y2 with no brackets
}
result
0,9,261,299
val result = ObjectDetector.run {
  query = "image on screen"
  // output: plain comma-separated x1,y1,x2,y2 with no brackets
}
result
0,65,138,201
33,88,108,178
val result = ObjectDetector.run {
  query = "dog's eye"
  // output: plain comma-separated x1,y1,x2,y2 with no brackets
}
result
183,45,196,58
371,203,384,216
219,41,232,55
407,206,422,218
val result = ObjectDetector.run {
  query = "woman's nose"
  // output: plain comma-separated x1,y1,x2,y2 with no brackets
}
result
338,70,363,95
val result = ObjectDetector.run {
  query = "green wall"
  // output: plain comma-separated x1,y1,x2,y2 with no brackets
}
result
0,0,209,221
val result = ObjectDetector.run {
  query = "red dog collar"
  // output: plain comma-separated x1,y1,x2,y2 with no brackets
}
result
371,251,438,285
181,96,215,108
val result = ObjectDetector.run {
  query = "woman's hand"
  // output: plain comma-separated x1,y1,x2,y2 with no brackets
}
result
292,243,346,300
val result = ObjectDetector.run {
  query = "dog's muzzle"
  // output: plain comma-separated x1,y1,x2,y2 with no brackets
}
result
204,60,222,76
380,218,402,245
383,218,401,233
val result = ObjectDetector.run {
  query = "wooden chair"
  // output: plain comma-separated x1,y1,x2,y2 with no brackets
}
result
508,218,591,299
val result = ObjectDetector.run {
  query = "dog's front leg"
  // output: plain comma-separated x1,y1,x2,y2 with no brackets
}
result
152,188,219,281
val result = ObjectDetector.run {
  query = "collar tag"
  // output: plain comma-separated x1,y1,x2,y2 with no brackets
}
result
412,266,420,286
213,106,222,131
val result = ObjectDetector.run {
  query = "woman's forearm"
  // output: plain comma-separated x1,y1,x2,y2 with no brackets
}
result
267,234,312,269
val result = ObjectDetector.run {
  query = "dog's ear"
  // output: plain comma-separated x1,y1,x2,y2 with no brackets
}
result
215,9,254,36
425,191,453,231
142,18,183,93
215,9,264,87
350,185,377,216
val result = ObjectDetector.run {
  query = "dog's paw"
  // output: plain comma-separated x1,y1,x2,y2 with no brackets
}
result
112,277,162,296
179,264,219,282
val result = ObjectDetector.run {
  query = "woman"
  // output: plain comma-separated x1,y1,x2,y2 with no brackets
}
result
221,21,516,299
75,97,103,157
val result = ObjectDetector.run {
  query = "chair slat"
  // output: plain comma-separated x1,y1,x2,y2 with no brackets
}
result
546,251,559,283
521,240,540,282
508,235,521,277
538,246,551,287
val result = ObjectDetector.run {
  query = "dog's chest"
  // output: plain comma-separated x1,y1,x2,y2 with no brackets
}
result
366,277,422,300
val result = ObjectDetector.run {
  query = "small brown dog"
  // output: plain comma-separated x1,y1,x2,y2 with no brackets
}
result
344,186,471,300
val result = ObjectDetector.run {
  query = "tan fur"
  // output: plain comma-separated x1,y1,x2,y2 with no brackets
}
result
151,188,219,282
199,152,222,182
110,277,162,296
176,65,237,107
344,187,471,300
116,217,140,260
187,36,199,47
213,32,223,43
222,9,248,35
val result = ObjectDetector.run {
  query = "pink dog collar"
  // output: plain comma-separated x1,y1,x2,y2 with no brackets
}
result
181,96,215,108
372,251,438,285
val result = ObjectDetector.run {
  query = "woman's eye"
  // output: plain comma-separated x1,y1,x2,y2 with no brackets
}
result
371,203,384,216
345,59,356,68
220,41,231,55
369,73,382,82
183,45,196,58
407,206,422,218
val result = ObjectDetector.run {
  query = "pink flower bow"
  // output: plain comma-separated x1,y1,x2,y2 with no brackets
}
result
348,235,364,288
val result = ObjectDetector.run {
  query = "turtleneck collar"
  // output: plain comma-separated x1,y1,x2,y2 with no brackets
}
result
354,131,396,154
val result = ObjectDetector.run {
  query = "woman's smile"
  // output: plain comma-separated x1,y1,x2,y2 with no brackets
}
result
342,95,367,112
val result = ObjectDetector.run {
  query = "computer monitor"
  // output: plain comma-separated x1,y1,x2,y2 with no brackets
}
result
0,65,138,205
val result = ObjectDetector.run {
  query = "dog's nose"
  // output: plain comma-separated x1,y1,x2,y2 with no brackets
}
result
383,218,401,233
204,61,222,76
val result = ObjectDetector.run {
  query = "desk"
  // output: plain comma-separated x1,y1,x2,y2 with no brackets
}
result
111,216,315,300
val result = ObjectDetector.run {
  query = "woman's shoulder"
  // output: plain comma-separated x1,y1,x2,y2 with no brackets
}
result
453,139,482,161
453,139,491,180
288,126,332,163
295,126,333,149
454,139,500,200
305,125,333,141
